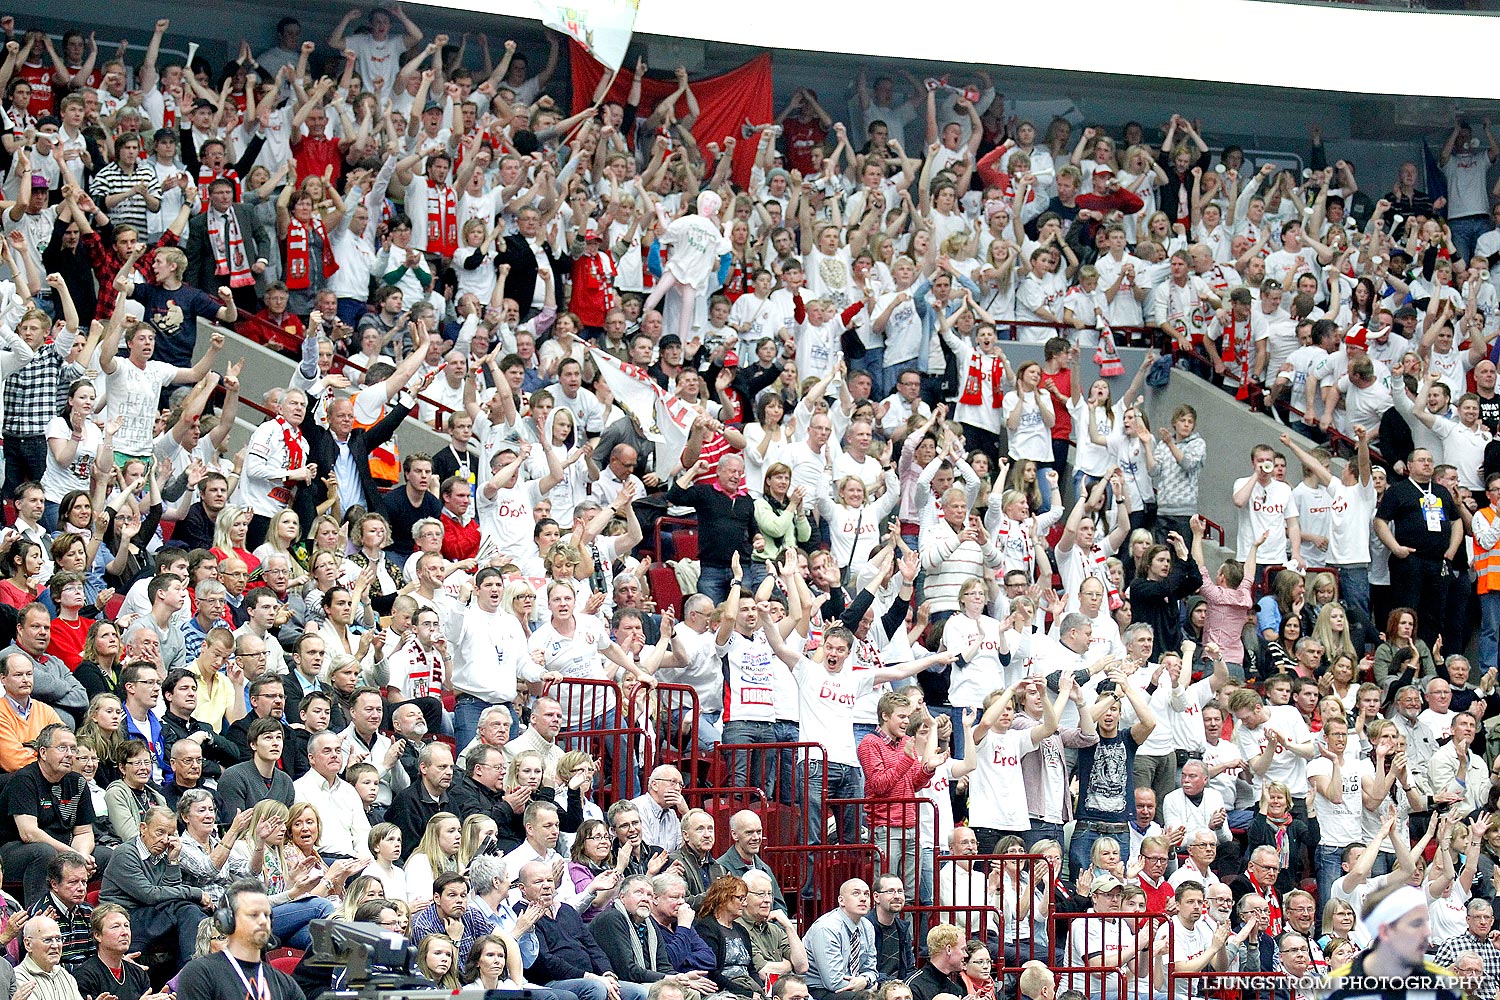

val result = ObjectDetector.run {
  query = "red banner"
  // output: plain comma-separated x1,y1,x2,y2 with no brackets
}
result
568,42,773,189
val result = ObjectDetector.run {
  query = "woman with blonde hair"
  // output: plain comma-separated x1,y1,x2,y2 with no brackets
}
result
405,811,463,908
502,578,540,636
211,505,259,576
459,814,499,870
230,799,339,949
1314,604,1358,667
293,513,348,575
417,933,461,989
252,508,306,584
77,692,126,786
1245,782,1315,894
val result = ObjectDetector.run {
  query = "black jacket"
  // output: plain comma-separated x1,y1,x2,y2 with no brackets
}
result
664,480,755,569
527,899,613,982
386,782,449,861
498,234,566,320
225,714,294,768
160,709,239,780
588,905,672,984
296,395,412,529
448,773,524,851
184,203,268,294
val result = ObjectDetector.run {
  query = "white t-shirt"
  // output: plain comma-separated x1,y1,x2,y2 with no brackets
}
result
42,417,102,501
527,613,616,727
106,359,179,456
1002,392,1053,461
1291,481,1335,568
478,480,543,564
1156,917,1216,1000
718,630,777,724
1328,478,1376,566
1444,151,1493,219
969,727,1044,830
1233,477,1296,563
792,658,875,767
1306,745,1365,847
941,614,1008,708
346,33,405,99
1233,705,1313,797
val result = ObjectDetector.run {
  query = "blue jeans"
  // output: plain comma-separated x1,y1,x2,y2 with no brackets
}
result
1068,827,1114,888
721,718,777,793
860,347,888,398
273,895,336,950
852,722,879,745
1482,591,1500,672
807,758,863,846
772,720,800,806
1022,822,1065,853
1452,215,1490,261
1338,564,1371,620
1316,844,1348,911
698,563,733,604
745,560,770,593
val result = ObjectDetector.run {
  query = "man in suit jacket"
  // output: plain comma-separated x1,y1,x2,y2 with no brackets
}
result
297,391,413,529
498,206,566,320
184,178,269,313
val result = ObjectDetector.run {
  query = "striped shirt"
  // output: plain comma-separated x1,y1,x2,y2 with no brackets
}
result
2,325,78,437
87,160,161,232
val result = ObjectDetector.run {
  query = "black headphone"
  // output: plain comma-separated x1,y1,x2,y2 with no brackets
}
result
215,879,261,937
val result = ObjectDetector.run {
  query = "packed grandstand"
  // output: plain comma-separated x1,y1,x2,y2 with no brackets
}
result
0,5,1489,1000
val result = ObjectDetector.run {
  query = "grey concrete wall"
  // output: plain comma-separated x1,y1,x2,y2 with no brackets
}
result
996,344,1312,568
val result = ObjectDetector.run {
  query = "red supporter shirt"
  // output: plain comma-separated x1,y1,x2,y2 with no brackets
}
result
440,511,480,561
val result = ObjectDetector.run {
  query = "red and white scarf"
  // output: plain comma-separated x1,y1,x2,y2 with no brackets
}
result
285,215,339,290
1219,315,1254,399
399,635,443,698
959,352,1005,408
206,208,254,288
996,515,1035,579
1089,543,1123,610
425,181,459,258
267,416,306,506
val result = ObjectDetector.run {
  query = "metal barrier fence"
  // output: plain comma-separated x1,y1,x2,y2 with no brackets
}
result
627,681,703,783
709,740,828,841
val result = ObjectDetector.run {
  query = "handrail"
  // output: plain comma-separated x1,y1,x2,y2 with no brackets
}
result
226,315,460,431
333,352,461,429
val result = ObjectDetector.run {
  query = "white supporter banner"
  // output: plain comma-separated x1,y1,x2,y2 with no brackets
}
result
453,0,1500,99
534,0,638,71
589,348,695,458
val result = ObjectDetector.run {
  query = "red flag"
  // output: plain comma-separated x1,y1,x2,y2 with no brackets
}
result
569,42,773,189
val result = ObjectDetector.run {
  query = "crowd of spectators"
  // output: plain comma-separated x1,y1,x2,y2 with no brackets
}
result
0,6,1495,1000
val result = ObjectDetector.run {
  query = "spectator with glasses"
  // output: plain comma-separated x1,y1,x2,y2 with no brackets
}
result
0,725,105,905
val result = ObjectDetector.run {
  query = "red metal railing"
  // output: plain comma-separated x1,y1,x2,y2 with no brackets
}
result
627,681,703,783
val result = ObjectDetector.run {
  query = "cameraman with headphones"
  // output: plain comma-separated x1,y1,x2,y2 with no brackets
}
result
176,880,306,1000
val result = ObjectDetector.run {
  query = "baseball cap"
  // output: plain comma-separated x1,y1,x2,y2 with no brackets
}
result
1090,874,1124,894
1094,165,1115,179
583,221,601,241
722,349,740,367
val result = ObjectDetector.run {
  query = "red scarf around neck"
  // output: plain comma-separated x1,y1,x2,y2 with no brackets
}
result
960,352,1004,408
285,215,339,290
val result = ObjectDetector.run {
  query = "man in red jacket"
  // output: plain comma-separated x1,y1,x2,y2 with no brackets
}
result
438,475,480,561
856,691,949,903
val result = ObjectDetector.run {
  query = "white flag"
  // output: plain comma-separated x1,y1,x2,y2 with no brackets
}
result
535,0,639,72
590,349,694,458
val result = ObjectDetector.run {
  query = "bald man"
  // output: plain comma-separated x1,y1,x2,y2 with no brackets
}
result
802,879,876,1000
17,914,84,1000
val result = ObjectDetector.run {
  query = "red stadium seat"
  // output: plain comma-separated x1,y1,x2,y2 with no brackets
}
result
269,956,301,976
85,888,99,905
647,565,685,618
